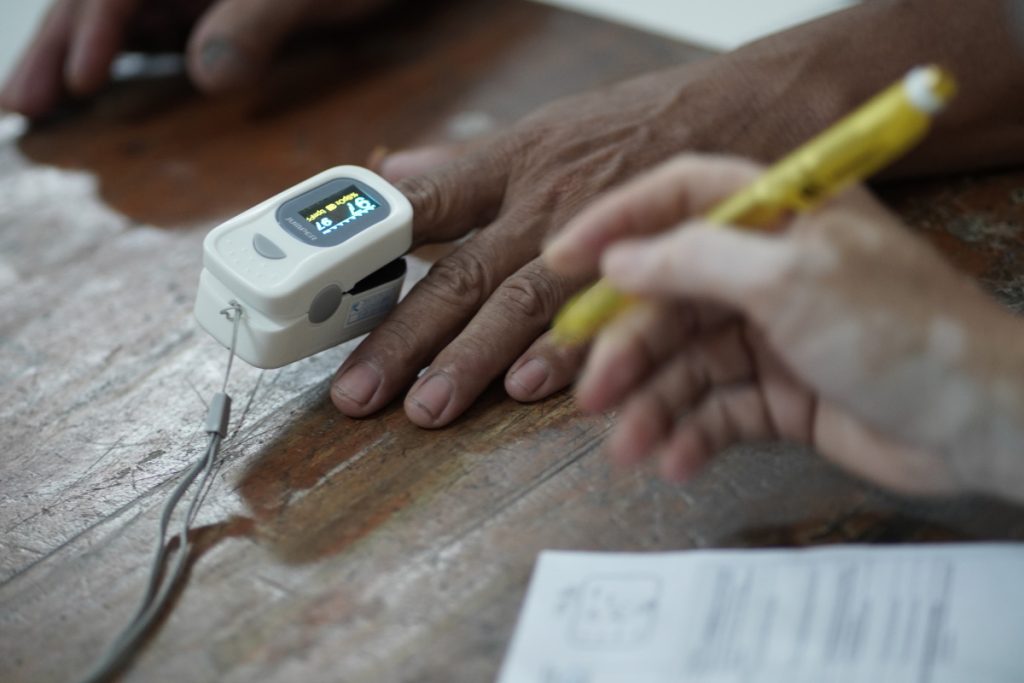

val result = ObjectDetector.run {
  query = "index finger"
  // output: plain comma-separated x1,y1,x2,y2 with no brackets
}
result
0,0,77,117
543,154,762,279
392,139,512,247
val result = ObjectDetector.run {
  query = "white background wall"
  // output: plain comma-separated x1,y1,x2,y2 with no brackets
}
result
0,2,50,85
539,0,854,50
0,1,853,86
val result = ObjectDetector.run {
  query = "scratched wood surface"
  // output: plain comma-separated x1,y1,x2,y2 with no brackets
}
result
2,1,1024,682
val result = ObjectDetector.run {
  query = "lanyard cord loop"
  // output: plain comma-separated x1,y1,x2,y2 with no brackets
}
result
78,302,244,683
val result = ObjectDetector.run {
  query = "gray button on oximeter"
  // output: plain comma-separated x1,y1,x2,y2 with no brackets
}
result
252,233,286,259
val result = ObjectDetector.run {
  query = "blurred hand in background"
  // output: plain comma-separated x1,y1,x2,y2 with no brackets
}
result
0,0,392,117
545,154,1024,503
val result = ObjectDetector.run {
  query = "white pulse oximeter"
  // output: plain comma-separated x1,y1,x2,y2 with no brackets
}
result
194,165,412,368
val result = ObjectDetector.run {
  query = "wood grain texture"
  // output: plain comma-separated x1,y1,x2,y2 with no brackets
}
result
1,2,1023,682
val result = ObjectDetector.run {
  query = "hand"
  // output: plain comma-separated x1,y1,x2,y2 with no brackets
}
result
329,62,772,428
328,0,1024,431
0,0,389,117
544,155,1024,501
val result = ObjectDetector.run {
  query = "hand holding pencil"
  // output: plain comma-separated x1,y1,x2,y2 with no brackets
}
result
540,70,1024,503
547,66,956,345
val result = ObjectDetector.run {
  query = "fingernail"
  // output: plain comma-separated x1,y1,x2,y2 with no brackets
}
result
508,358,549,397
543,232,592,278
332,361,381,407
602,242,645,280
541,230,567,255
367,145,391,171
199,38,249,84
540,236,567,268
407,373,453,421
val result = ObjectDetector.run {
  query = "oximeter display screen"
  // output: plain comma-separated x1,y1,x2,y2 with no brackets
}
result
300,186,380,235
275,178,391,248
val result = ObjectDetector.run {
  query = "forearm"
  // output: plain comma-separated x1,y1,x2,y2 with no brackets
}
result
677,0,1024,175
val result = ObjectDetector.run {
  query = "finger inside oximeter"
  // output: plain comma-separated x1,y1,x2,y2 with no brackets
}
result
194,165,413,369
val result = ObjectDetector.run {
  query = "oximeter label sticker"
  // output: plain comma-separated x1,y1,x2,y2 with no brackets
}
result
276,177,391,248
346,288,397,327
301,186,380,236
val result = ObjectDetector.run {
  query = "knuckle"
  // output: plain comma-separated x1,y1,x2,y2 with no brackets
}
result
511,111,554,146
498,269,563,322
679,348,712,399
420,249,493,309
370,315,420,360
548,173,585,204
398,174,447,231
711,325,752,377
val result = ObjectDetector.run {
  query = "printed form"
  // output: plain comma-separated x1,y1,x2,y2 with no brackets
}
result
498,544,1024,683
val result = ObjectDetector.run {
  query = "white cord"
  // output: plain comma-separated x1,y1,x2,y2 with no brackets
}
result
77,302,244,683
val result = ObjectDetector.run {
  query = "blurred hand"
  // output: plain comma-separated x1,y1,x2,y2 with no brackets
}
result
544,155,1024,501
0,0,389,117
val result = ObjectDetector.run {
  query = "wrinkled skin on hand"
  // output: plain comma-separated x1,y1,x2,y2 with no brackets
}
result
3,0,782,430
330,62,765,428
340,0,1024,431
544,155,1024,503
10,0,1024,439
0,0,388,116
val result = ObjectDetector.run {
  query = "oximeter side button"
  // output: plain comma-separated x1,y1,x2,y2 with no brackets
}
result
309,284,343,324
252,233,287,260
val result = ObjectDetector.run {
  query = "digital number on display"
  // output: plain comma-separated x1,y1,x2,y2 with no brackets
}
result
300,186,379,235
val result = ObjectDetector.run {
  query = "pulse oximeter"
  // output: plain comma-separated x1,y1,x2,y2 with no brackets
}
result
194,166,412,368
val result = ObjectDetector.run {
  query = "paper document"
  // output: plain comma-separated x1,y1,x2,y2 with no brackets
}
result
498,544,1024,683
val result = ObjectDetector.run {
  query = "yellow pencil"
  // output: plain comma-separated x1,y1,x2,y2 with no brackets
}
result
551,65,957,345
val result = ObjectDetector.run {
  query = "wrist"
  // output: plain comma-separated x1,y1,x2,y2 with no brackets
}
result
688,5,878,160
678,0,1024,176
722,0,1024,176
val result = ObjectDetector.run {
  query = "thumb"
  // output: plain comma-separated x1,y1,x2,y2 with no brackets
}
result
544,154,762,279
602,221,795,311
185,0,310,92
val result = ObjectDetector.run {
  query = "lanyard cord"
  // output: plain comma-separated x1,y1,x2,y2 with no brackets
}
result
78,302,244,683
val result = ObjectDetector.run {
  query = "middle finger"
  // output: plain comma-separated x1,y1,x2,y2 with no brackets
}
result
404,255,584,427
604,322,756,465
576,298,733,413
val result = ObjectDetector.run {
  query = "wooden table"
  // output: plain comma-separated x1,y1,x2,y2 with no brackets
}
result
2,2,1023,681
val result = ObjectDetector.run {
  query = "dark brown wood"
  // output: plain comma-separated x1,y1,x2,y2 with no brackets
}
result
1,2,1023,682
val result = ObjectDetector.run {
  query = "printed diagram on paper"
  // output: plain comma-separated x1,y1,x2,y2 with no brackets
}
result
498,544,1024,683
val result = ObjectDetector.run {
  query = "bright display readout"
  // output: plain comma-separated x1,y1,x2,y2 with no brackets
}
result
300,185,380,235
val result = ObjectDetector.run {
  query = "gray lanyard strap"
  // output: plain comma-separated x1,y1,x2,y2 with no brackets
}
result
78,302,244,683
